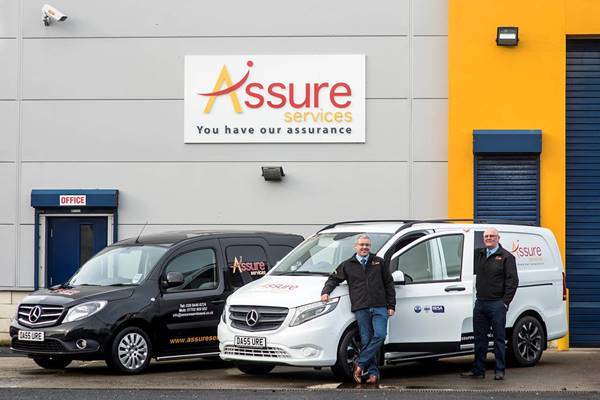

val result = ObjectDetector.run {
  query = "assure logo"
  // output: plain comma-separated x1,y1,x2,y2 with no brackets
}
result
230,256,267,276
198,59,353,118
184,55,365,143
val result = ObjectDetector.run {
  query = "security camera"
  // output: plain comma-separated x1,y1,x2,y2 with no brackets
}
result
42,4,68,26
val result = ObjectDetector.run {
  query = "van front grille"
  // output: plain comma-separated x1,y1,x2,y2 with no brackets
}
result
223,345,290,358
18,304,64,327
229,305,288,332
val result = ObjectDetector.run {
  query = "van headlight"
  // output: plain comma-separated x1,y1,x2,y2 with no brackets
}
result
221,304,229,323
289,297,339,327
63,301,107,323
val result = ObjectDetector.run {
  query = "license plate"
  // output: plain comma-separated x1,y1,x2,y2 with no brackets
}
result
18,330,44,342
235,335,266,348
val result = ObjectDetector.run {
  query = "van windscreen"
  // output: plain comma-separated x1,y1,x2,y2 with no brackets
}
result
68,245,168,286
271,232,391,276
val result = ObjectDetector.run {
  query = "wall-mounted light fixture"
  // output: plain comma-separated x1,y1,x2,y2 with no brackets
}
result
42,4,68,26
261,166,285,181
496,27,519,46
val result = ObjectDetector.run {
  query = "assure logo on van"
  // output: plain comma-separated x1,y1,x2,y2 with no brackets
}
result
230,257,267,276
510,240,544,266
184,55,365,143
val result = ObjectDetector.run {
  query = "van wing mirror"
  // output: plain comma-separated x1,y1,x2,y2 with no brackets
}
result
392,270,405,285
165,271,184,288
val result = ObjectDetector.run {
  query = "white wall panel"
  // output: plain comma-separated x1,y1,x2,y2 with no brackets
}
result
0,40,17,99
23,0,409,38
413,36,448,99
0,0,18,38
0,226,16,287
411,162,447,218
21,99,409,162
22,37,409,100
0,102,17,161
412,99,447,161
0,164,15,223
20,162,410,225
413,0,448,36
19,225,34,288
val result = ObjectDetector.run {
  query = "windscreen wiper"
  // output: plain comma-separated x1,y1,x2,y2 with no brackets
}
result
289,271,331,276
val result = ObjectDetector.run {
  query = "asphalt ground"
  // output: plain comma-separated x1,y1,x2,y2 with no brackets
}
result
0,349,598,392
1,389,599,400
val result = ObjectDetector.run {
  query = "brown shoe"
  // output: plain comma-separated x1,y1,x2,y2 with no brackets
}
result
353,362,363,384
366,375,379,384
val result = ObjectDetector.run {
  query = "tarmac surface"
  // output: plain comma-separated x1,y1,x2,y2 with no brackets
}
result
0,349,598,392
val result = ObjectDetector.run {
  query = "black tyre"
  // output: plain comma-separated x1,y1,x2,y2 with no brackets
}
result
508,315,545,367
33,356,72,369
331,326,361,382
106,327,152,374
235,363,275,375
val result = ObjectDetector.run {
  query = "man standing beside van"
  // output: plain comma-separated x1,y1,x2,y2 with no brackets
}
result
320,234,396,384
462,227,519,381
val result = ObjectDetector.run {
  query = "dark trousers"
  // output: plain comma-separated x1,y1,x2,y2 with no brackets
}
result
472,299,507,375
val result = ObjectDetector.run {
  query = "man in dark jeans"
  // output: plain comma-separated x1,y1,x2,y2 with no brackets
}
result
321,234,396,384
461,227,519,380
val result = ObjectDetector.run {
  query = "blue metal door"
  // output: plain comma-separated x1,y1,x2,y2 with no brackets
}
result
474,154,540,225
566,39,600,347
46,217,108,287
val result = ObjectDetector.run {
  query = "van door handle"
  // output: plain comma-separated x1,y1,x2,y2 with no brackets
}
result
445,285,466,292
211,299,225,305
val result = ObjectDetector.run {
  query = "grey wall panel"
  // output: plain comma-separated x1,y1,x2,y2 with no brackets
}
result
23,0,409,38
0,102,17,161
0,225,16,287
412,99,447,161
18,225,34,287
411,162,447,218
0,40,17,99
413,0,448,36
0,0,18,38
413,36,447,99
20,162,410,224
0,164,15,223
22,37,408,100
21,99,409,161
119,224,319,242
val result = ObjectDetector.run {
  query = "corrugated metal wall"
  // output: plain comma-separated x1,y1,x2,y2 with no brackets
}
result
566,38,600,347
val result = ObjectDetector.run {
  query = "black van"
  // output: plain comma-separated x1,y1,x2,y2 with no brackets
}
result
10,230,303,373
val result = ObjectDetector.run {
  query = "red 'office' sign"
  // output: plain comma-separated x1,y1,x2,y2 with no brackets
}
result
59,195,87,206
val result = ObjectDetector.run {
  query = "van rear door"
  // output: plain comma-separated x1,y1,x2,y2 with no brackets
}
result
385,230,473,359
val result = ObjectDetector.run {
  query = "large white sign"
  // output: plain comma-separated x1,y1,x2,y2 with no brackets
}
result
184,55,365,143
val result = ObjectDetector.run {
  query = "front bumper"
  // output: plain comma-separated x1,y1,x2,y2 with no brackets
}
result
9,316,111,359
218,299,354,367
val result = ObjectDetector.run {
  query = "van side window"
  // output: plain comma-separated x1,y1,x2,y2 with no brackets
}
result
226,245,269,290
270,245,294,265
392,234,464,283
164,248,218,292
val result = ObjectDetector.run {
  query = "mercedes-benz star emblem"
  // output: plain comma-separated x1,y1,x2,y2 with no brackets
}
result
245,309,259,327
29,306,42,323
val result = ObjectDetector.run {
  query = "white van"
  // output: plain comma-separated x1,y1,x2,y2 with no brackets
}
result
218,221,567,380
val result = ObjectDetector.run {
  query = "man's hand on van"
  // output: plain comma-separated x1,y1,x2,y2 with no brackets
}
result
321,294,330,303
388,308,395,317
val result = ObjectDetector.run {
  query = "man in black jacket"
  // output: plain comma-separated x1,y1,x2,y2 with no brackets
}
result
321,234,396,384
461,227,519,381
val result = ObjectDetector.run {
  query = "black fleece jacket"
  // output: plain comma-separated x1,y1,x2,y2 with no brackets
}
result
474,244,519,305
321,253,396,312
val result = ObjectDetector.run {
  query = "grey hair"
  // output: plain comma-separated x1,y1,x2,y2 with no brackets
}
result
355,234,371,243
